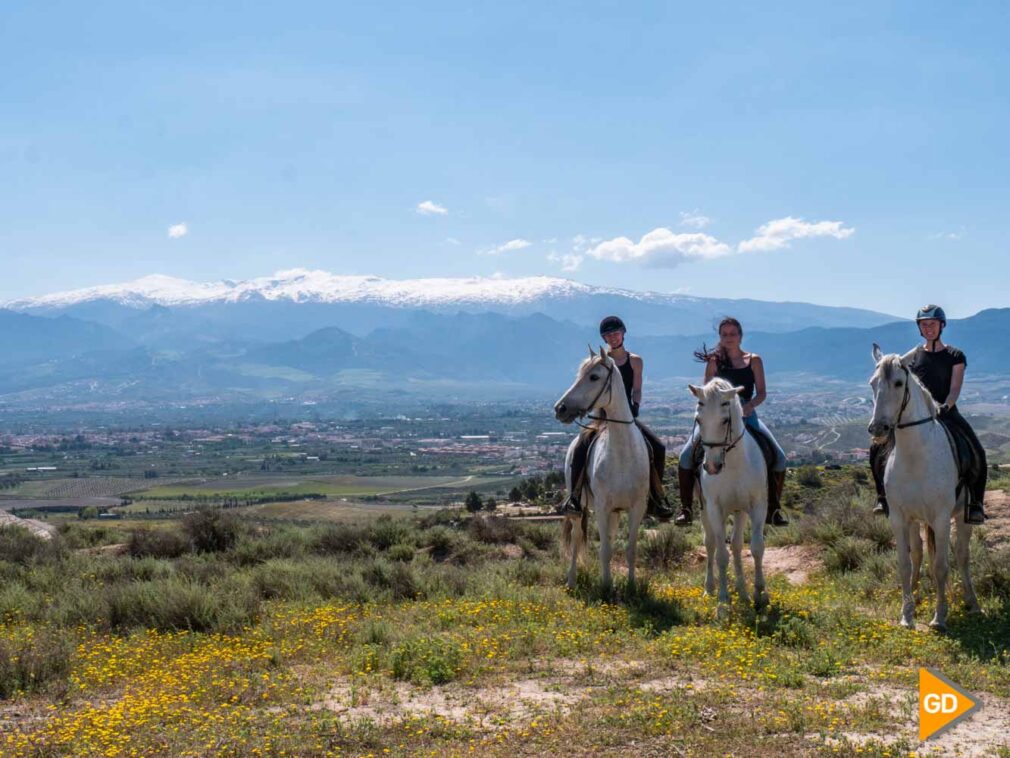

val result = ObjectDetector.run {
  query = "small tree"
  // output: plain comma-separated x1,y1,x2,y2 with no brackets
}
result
484,497,497,512
508,486,522,503
464,490,483,513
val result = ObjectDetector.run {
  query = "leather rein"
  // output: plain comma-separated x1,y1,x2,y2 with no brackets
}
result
573,358,636,430
894,365,935,430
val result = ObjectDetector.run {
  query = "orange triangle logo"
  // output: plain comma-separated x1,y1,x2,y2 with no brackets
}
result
919,668,981,741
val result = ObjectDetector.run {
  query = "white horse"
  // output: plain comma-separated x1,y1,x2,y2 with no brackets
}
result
554,347,650,591
868,345,979,630
689,378,768,609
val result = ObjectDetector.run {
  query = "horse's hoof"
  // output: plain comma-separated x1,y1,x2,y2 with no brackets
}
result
965,602,982,615
754,593,769,611
899,617,915,629
929,619,947,632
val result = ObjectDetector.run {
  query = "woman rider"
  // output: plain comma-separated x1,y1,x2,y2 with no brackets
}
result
674,317,789,527
562,316,674,520
869,305,986,524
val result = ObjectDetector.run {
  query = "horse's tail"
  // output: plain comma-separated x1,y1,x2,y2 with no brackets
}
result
561,508,588,561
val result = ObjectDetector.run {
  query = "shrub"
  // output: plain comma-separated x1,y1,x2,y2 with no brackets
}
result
0,626,72,699
231,527,309,565
367,516,416,551
106,577,259,632
640,526,692,569
182,508,241,553
388,543,415,562
310,523,371,556
362,559,419,600
825,536,877,574
974,546,1010,600
128,528,190,559
796,466,823,488
468,515,521,545
0,526,64,566
390,636,463,685
464,491,483,513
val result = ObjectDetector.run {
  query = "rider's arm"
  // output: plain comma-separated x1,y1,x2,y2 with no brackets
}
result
746,354,767,416
630,355,643,414
945,363,965,408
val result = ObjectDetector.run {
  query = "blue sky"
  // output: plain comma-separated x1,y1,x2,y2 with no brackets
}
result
2,1,1009,317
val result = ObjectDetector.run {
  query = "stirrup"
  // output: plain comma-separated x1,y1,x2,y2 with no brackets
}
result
766,509,789,526
674,508,693,527
561,495,583,514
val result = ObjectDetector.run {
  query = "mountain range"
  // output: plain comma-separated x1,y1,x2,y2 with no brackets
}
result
3,269,1004,407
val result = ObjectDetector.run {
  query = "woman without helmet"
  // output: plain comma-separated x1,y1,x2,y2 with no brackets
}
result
675,317,789,527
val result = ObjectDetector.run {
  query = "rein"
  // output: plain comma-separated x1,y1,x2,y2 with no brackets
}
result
573,358,636,429
699,413,746,454
894,365,935,430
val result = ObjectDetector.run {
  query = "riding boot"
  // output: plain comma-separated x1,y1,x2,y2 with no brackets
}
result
966,503,986,525
562,489,583,514
765,470,789,526
873,498,889,517
674,468,695,527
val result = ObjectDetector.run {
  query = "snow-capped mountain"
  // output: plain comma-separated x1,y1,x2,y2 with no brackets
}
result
6,269,614,310
4,268,898,340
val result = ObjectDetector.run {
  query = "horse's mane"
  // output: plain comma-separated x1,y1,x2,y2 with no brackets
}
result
576,354,609,378
706,377,735,393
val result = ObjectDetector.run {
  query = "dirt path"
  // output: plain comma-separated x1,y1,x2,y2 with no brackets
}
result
980,489,1010,549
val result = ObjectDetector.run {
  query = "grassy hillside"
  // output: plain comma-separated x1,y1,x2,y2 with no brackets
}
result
3,468,1010,756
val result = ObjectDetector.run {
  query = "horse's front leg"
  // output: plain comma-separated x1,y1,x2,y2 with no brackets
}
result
626,500,646,590
750,507,767,609
893,519,915,628
706,500,731,605
597,504,614,594
929,517,951,631
731,514,748,603
701,501,717,596
909,523,923,603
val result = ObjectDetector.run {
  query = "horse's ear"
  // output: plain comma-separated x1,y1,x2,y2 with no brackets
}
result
599,345,608,360
734,386,746,396
688,384,702,398
587,343,595,358
871,343,883,364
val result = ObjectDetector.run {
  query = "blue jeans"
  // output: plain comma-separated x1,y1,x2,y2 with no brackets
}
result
679,411,786,472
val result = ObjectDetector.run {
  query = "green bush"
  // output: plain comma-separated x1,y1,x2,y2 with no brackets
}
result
106,577,259,632
390,636,463,685
128,528,190,559
640,526,692,569
825,536,877,574
181,508,241,553
467,515,521,545
0,526,64,566
0,626,72,699
796,466,823,488
388,543,415,562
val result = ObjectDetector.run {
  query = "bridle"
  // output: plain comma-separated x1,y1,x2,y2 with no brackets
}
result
892,365,934,430
698,406,745,455
573,358,635,429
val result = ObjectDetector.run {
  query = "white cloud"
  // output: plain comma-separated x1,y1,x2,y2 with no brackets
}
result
929,229,963,241
586,228,732,268
167,223,188,239
445,237,461,246
481,238,532,256
679,211,712,229
738,216,854,253
416,200,448,216
547,250,583,272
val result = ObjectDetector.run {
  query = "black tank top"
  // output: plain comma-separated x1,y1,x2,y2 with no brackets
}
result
616,355,635,406
717,362,755,402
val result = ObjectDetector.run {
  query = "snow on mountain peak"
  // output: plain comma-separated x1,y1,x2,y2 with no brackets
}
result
5,269,643,310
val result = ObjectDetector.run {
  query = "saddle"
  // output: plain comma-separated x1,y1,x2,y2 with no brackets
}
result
691,424,777,472
571,422,659,503
938,417,977,501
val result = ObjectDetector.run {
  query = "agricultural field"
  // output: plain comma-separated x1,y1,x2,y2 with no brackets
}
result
3,467,1010,756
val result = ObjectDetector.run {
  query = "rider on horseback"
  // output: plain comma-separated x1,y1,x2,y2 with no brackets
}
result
562,316,675,521
674,317,789,527
870,304,987,524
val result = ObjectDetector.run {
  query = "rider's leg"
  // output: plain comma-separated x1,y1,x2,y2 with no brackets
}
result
563,429,595,513
675,430,699,526
637,421,674,521
748,414,789,526
946,408,986,524
869,439,889,516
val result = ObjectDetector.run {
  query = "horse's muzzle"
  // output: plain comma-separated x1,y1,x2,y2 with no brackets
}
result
554,401,579,424
704,461,724,476
867,421,891,440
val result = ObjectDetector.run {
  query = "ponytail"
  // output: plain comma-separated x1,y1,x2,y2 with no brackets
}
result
693,317,743,371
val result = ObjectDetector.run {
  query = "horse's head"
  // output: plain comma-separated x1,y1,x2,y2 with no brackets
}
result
554,346,614,423
868,343,914,442
688,378,745,475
